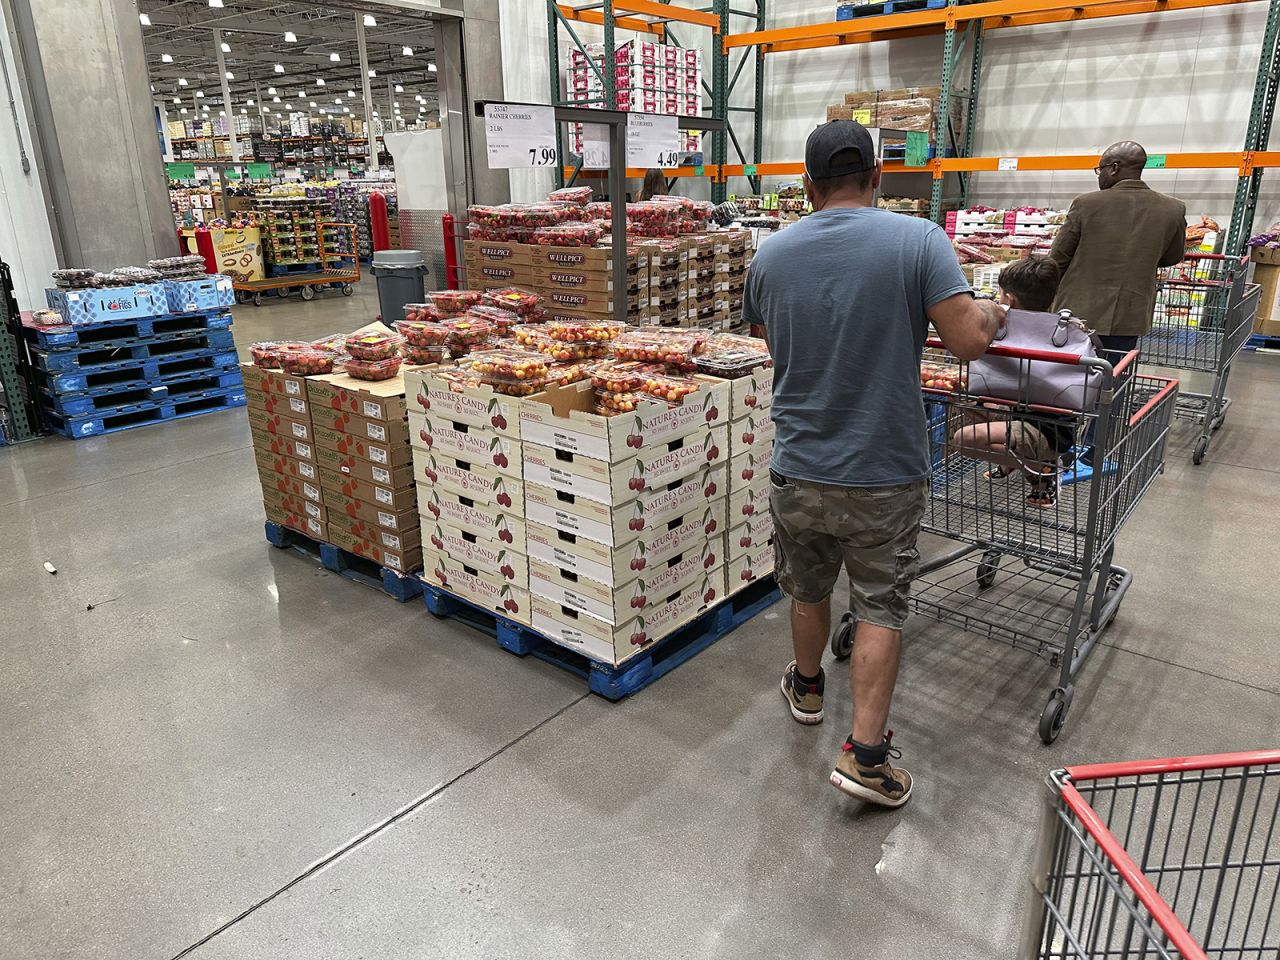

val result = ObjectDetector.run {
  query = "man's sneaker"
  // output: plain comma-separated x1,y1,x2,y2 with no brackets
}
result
830,734,913,808
780,660,824,724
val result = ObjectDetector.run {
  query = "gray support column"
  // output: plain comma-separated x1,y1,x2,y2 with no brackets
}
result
7,0,177,266
355,15,378,172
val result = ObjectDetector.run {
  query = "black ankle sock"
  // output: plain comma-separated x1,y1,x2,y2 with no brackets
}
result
795,667,823,687
851,736,888,768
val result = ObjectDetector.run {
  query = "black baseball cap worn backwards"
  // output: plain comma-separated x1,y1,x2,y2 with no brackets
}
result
805,120,876,180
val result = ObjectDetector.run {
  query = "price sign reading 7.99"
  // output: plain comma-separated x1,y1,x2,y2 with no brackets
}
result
484,103,559,170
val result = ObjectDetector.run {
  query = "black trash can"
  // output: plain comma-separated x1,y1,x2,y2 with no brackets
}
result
370,250,428,325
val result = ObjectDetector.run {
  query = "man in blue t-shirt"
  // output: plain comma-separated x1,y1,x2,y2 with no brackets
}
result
744,120,1004,809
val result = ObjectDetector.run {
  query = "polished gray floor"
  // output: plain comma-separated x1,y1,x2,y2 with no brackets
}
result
3,287,1277,959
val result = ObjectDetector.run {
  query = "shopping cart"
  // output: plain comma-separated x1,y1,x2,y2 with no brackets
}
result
1024,749,1280,958
832,341,1180,744
1142,253,1261,465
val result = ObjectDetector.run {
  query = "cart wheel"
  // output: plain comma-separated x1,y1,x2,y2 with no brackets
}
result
1039,690,1068,745
341,284,355,297
830,613,854,661
976,549,1002,590
1192,436,1208,465
252,292,263,307
300,285,316,302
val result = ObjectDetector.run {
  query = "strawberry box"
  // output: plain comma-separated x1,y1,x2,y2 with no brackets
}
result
417,484,526,552
520,377,730,463
729,511,775,560
247,407,311,443
315,446,414,489
523,480,724,548
408,410,523,479
261,485,327,523
729,410,775,461
730,446,771,490
422,555,531,626
727,471,769,524
521,436,725,507
318,466,418,513
529,539,719,624
312,425,413,468
421,518,529,589
324,488,418,533
306,373,409,422
530,568,726,666
259,468,323,505
250,428,315,464
404,367,524,440
254,448,319,484
310,406,410,448
728,537,774,594
413,450,524,513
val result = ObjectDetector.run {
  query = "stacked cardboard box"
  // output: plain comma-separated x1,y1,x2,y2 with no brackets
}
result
244,363,328,543
406,368,533,624
724,366,776,594
532,244,648,325
306,372,421,574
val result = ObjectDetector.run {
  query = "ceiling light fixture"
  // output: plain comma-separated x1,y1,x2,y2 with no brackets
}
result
139,13,152,26
363,14,376,26
220,41,230,53
284,31,297,42
273,63,284,74
329,52,340,62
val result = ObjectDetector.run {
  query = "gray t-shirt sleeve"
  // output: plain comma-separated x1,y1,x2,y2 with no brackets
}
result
919,223,972,308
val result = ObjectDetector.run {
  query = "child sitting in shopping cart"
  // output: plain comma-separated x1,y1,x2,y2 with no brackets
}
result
952,256,1078,508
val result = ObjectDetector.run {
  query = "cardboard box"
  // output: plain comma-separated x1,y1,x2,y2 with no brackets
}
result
326,520,423,573
728,537,775,594
315,446,414,489
247,389,311,420
319,466,418,513
520,432,726,506
413,450,524,511
311,406,410,447
524,480,725,548
261,485,327,523
324,487,418,533
422,555,531,626
730,446,771,488
259,467,323,505
520,377,730,463
408,410,523,480
306,374,409,422
727,471,769,525
463,239,536,265
420,518,528,588
404,367,524,439
327,512,422,553
530,568,726,665
246,407,311,443
530,538,719,623
254,448,320,483
263,504,327,542
250,427,316,463
313,425,413,468
729,410,776,461
418,484,526,551
729,511,774,559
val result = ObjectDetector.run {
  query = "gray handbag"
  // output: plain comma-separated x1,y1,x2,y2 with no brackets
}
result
966,309,1106,412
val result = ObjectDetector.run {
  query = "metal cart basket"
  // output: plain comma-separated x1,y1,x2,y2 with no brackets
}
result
834,341,1180,744
1142,253,1261,465
1025,750,1280,958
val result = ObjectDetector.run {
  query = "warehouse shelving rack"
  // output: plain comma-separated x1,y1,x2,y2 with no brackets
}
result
547,0,766,201
547,0,1280,249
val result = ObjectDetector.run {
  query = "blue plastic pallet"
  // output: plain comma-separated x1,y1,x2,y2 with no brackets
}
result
422,575,782,700
264,521,423,603
37,348,241,395
34,329,236,373
21,310,232,350
42,370,244,417
43,386,246,439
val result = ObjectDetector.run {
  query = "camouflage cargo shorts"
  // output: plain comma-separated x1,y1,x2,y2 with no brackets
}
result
769,472,928,630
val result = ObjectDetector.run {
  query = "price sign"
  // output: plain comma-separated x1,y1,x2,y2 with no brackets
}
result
484,103,558,170
626,113,679,168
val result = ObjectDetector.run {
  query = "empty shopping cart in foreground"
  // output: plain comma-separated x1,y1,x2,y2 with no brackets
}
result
834,335,1180,744
1142,253,1261,465
1024,749,1280,958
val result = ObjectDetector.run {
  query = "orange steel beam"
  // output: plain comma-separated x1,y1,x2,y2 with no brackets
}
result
556,4,666,37
612,0,721,31
726,0,1260,51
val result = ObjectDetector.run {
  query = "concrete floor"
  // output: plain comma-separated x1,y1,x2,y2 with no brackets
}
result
3,285,1277,959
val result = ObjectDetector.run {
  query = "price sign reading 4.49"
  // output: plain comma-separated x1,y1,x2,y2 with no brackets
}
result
484,103,558,170
626,113,680,169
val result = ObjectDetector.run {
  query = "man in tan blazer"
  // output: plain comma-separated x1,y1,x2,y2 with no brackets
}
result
1049,140,1187,355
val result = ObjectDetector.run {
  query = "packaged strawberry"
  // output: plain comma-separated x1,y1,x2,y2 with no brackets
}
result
280,348,339,377
548,186,593,206
395,318,450,347
480,287,541,318
533,221,604,247
344,356,403,381
345,330,405,361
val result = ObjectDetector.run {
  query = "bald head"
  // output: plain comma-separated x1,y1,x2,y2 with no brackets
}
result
1097,141,1147,189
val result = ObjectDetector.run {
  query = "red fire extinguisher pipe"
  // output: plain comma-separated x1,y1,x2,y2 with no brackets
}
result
442,213,459,290
369,190,390,252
